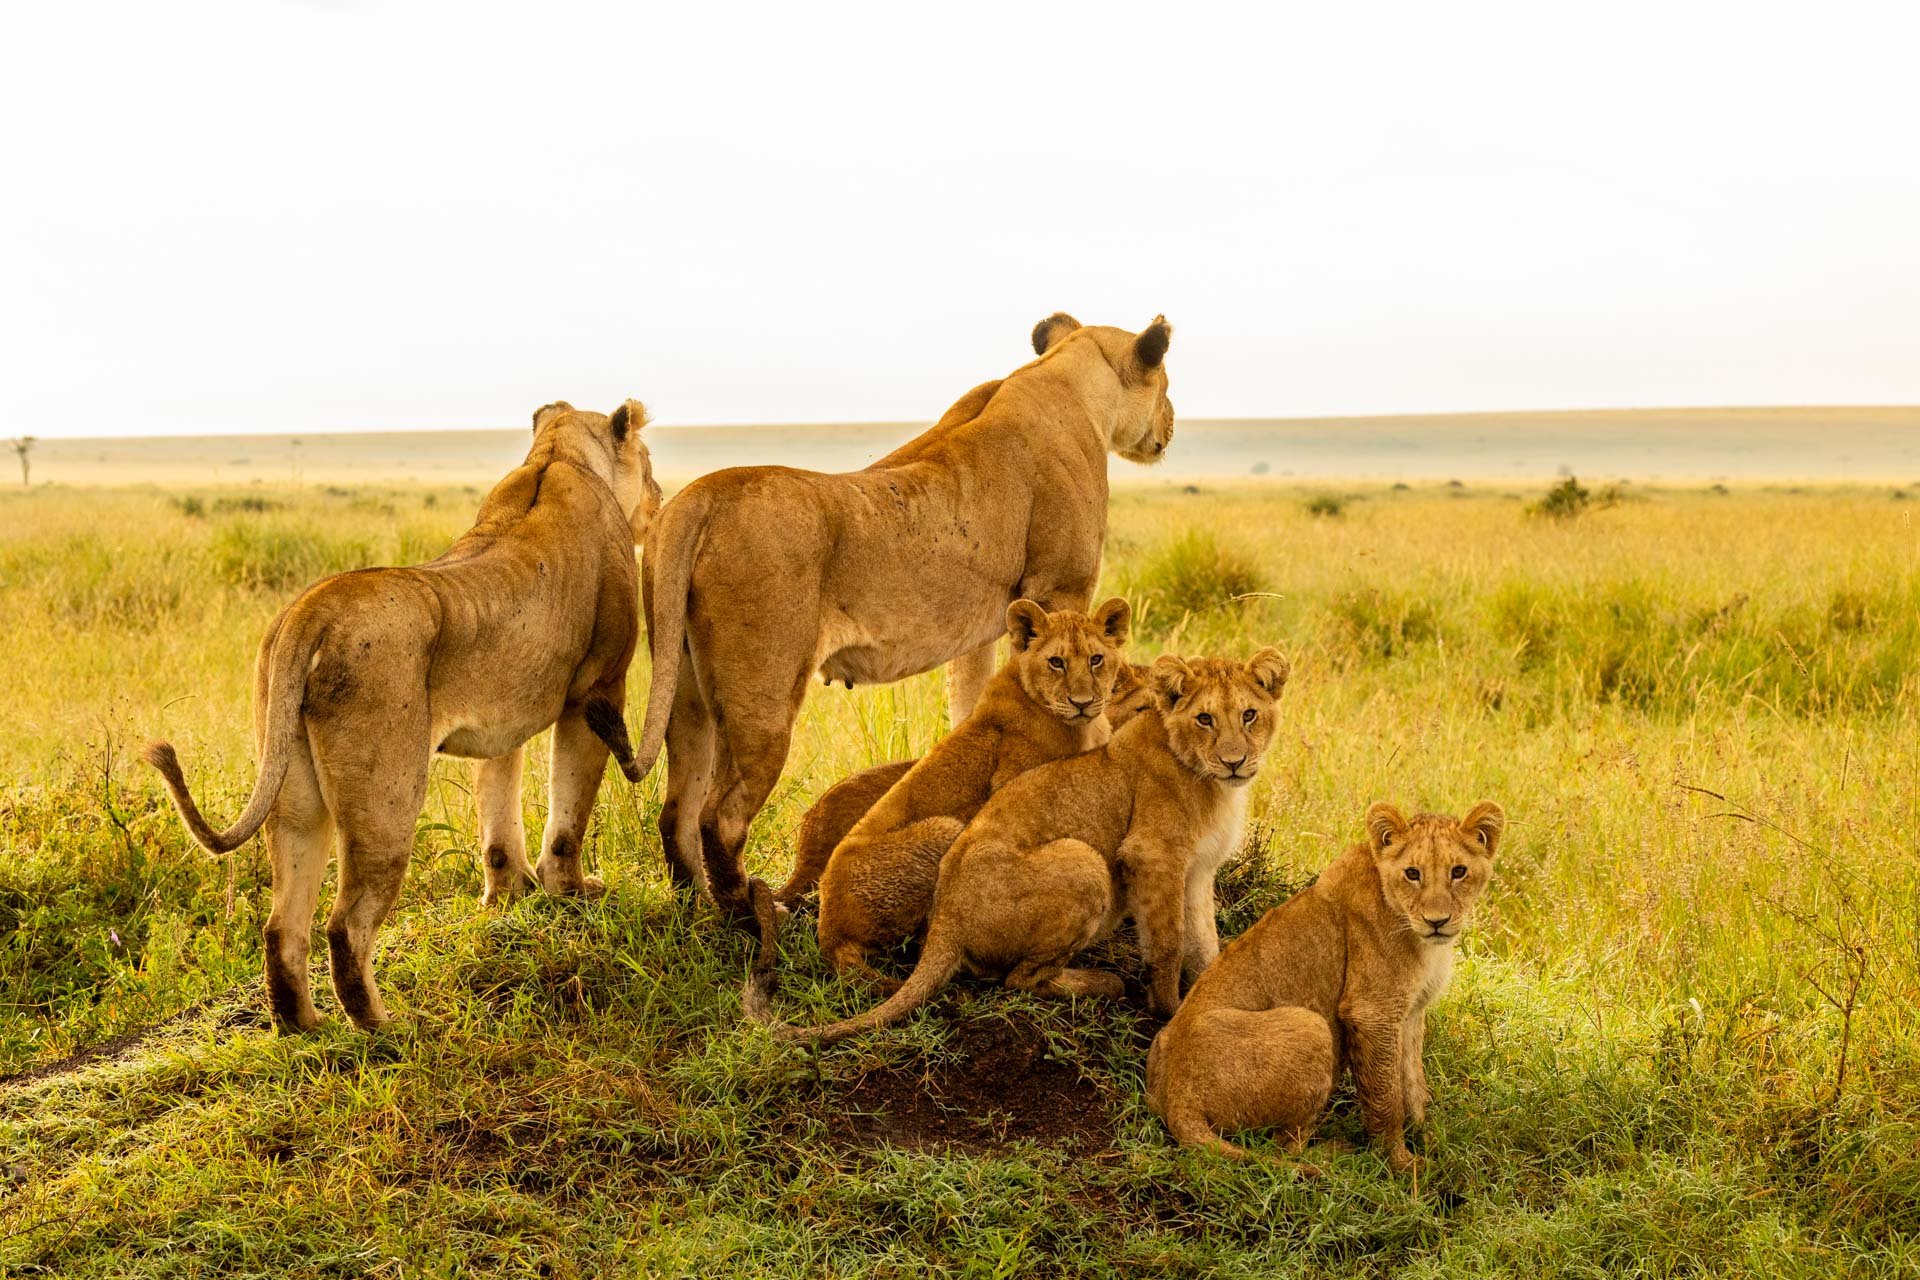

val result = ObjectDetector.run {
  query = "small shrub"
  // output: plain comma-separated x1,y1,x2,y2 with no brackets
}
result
170,495,206,518
212,494,278,514
1330,587,1441,660
1529,476,1621,520
1110,528,1267,631
1304,494,1345,518
208,520,371,592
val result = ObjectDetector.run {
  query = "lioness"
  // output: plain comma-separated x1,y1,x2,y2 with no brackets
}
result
774,650,1288,1043
811,598,1131,982
1144,802,1504,1171
773,659,1158,914
625,314,1175,961
144,401,661,1032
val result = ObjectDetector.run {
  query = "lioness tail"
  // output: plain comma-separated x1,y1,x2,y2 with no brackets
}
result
582,696,642,783
143,604,324,854
628,486,716,781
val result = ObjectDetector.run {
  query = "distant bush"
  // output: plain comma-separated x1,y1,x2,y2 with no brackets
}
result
1304,493,1346,518
1529,476,1623,520
212,494,278,514
1329,587,1440,660
1110,528,1267,632
170,495,206,518
208,520,371,592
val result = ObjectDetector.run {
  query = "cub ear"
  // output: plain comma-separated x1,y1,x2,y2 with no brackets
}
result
1365,802,1410,856
1092,596,1131,648
1150,654,1194,707
531,401,574,433
1246,646,1289,697
1132,315,1172,370
1460,801,1505,858
1031,312,1082,356
1006,599,1049,651
607,399,649,443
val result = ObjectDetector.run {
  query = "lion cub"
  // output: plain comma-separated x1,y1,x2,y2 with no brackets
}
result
1145,802,1503,1171
795,599,1133,985
774,649,1288,1043
774,659,1158,918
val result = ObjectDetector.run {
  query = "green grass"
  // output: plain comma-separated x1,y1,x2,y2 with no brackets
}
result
2,480,1918,1276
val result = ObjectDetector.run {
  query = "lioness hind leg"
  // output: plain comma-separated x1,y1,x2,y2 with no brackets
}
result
476,746,536,906
535,709,610,897
262,742,331,1033
658,653,715,892
315,743,428,1032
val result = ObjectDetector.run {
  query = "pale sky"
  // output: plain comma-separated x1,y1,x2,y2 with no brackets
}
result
6,1,1918,438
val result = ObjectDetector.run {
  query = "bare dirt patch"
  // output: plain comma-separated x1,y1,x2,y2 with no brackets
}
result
824,1012,1116,1155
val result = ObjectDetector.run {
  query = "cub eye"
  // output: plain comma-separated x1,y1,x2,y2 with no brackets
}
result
1241,708,1256,724
1048,657,1065,670
1196,713,1214,727
1089,653,1104,668
1451,864,1468,881
1404,867,1421,882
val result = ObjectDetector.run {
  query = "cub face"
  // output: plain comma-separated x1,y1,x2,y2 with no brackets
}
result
1102,660,1157,732
1150,648,1289,785
1005,596,1131,725
1366,802,1504,944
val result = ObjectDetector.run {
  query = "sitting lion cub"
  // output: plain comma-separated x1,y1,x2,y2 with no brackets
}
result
773,657,1157,919
1145,801,1504,1171
792,599,1132,987
773,649,1288,1043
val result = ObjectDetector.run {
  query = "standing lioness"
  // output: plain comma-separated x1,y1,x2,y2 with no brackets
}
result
1145,802,1504,1170
627,314,1175,960
145,401,661,1032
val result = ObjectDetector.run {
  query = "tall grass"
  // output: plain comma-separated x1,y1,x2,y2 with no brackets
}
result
0,480,1917,1275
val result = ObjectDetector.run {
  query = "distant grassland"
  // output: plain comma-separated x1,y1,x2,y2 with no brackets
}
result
1,479,1918,1276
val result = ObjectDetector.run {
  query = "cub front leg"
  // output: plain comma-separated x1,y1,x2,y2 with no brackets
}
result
1181,863,1221,987
1344,1005,1415,1172
1121,839,1188,1018
1402,1011,1431,1128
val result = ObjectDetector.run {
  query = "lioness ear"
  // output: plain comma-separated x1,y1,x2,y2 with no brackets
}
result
1133,315,1172,370
1031,312,1082,356
1150,654,1194,707
607,399,649,443
1246,646,1289,697
531,401,574,433
1365,802,1409,855
1461,801,1505,858
1092,596,1131,648
1006,599,1049,651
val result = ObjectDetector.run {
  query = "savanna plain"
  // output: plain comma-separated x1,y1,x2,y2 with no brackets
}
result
2,471,1917,1277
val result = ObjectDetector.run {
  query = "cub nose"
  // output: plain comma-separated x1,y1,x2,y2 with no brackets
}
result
1424,914,1452,930
1069,695,1096,713
1222,755,1246,771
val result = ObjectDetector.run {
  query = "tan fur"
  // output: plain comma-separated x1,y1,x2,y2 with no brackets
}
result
624,315,1176,962
807,599,1133,986
773,649,1289,1044
143,401,661,1033
1144,802,1505,1172
771,661,1159,917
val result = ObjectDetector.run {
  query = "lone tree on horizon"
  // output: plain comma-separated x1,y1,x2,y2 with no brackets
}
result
8,436,33,487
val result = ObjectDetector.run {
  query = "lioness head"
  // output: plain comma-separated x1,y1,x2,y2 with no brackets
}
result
1005,597,1131,725
532,399,662,542
1150,648,1288,785
1030,312,1175,465
1365,802,1504,944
